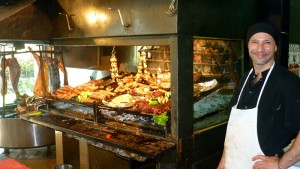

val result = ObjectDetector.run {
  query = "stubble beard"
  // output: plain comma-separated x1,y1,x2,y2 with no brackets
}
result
249,51,275,67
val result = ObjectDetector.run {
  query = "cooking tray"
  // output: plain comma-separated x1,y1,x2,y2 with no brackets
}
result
19,112,175,160
45,98,170,137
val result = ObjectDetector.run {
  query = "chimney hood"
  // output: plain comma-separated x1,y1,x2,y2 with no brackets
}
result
0,0,36,22
0,0,53,41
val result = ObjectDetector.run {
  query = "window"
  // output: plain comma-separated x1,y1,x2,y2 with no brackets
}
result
0,43,45,107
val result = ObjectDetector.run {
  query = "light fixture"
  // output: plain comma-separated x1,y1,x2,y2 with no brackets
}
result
86,11,107,25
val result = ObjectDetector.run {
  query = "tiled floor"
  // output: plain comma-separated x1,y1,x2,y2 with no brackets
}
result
0,145,57,169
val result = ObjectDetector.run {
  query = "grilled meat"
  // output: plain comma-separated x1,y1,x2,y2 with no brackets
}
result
58,55,68,86
7,55,21,98
28,47,50,97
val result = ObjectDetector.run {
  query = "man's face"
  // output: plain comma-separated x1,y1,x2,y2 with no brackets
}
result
248,32,277,67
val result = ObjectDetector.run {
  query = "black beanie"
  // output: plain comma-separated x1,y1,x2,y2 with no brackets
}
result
246,22,280,46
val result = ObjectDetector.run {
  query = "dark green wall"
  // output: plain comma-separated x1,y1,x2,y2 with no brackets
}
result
290,0,300,43
177,0,262,40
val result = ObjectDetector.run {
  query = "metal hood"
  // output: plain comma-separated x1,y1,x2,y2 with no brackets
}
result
0,0,36,22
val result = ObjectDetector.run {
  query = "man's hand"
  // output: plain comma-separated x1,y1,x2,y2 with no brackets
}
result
217,150,226,169
217,159,225,169
252,154,279,169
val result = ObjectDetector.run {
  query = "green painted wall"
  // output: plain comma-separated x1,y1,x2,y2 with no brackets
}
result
177,0,262,40
290,0,300,43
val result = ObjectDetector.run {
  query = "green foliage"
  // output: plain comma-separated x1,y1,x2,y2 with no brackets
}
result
153,112,169,126
4,56,35,97
18,77,35,95
19,58,34,78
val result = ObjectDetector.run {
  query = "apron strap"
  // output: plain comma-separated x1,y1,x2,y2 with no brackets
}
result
236,62,275,107
256,62,275,107
236,69,253,104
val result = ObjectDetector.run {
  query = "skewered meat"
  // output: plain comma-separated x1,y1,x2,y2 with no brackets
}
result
110,49,119,80
135,51,150,83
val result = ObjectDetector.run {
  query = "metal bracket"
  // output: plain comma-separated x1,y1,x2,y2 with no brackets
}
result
108,8,131,28
59,12,76,31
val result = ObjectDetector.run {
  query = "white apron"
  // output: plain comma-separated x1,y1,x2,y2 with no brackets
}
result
224,62,300,169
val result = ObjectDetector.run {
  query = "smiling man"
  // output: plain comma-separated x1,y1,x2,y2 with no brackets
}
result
217,23,300,169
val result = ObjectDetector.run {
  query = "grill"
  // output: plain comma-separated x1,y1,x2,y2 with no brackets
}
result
15,0,247,168
19,36,242,168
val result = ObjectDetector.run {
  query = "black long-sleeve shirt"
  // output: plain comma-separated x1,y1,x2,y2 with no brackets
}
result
229,62,300,157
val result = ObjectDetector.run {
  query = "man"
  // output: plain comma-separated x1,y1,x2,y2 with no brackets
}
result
217,22,300,169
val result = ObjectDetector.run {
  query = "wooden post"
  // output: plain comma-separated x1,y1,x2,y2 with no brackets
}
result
79,139,89,169
55,130,64,165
